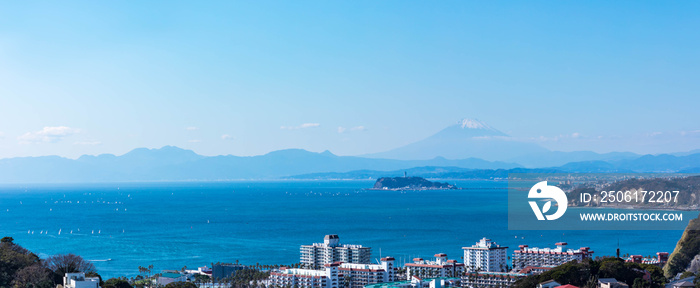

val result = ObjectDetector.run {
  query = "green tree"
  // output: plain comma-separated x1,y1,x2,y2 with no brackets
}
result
0,236,42,287
633,278,650,288
104,278,133,288
11,264,55,288
164,282,197,288
45,254,96,276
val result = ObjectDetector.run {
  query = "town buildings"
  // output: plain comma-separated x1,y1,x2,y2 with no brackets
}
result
462,271,528,288
405,254,465,280
269,262,342,288
512,242,593,271
269,257,396,288
625,252,669,267
63,273,100,288
340,257,396,288
363,277,461,288
301,235,372,269
463,238,508,272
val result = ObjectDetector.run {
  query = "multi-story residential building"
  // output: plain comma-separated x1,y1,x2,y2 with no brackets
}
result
461,271,528,288
463,238,509,272
63,273,100,288
269,258,396,288
625,252,669,267
512,242,593,271
405,254,465,280
518,266,553,275
301,235,372,269
364,277,461,288
269,262,341,288
340,257,396,288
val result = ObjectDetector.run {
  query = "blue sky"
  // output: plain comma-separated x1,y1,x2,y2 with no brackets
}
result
1,1,699,158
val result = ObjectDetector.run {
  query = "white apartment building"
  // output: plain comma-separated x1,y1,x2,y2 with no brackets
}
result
63,273,100,288
269,262,341,288
405,254,465,280
512,242,593,271
269,258,396,288
301,234,371,269
463,238,509,272
461,271,528,288
339,257,396,288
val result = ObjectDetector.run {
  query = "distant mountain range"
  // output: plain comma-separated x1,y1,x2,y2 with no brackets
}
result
0,146,520,183
0,118,698,183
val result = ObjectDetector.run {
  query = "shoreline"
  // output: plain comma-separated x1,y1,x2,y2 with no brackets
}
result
569,205,699,212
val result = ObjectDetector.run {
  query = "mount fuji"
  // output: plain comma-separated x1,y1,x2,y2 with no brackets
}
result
365,118,641,167
366,118,549,162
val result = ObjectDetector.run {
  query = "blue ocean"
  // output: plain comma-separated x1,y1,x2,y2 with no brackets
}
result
0,180,694,279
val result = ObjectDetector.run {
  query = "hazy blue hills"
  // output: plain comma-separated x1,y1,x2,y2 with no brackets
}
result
556,153,700,173
0,144,699,183
0,146,522,183
285,166,566,180
2,118,695,183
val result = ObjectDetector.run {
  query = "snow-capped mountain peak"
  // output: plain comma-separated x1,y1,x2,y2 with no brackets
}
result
459,118,493,130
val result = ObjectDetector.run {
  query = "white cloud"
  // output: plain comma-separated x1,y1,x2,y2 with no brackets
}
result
185,126,199,131
571,132,580,138
280,123,320,130
18,126,80,144
680,130,700,136
188,139,201,143
221,134,233,140
338,126,367,133
73,141,102,146
0,131,4,139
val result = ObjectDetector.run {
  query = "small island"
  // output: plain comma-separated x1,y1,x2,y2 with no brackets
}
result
371,176,458,190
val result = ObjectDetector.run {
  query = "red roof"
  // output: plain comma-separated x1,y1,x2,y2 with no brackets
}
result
518,266,553,274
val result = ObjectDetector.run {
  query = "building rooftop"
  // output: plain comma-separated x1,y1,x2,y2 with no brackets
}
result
516,244,591,254
364,277,461,288
464,237,508,250
278,268,327,277
599,278,623,284
160,272,183,279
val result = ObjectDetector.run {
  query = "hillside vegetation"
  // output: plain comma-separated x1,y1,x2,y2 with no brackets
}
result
664,214,700,278
513,258,666,288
